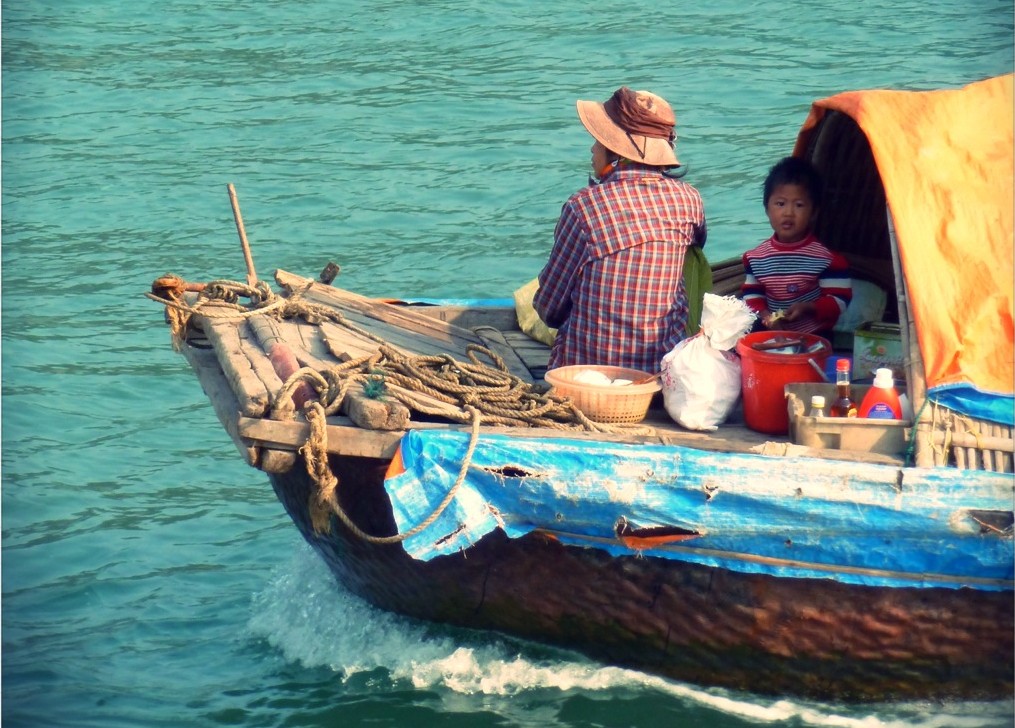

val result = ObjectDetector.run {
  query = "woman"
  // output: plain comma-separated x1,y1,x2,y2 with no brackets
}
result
534,86,708,373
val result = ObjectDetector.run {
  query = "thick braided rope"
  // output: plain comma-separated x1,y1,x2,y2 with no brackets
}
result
147,277,287,348
306,404,483,544
302,400,339,503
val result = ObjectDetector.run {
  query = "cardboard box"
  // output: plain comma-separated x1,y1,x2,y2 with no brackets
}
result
852,322,904,380
785,383,911,456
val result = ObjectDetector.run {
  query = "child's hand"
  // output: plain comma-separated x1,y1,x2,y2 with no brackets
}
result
783,301,816,322
762,310,786,328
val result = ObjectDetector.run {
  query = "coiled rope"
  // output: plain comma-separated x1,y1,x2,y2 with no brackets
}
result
148,275,285,349
303,400,483,544
149,274,653,543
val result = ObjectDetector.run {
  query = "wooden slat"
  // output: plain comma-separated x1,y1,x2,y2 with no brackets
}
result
501,331,551,372
180,340,259,467
277,269,485,346
318,320,388,361
234,408,905,467
291,319,335,367
276,318,334,371
276,269,535,381
709,256,746,297
237,323,288,415
237,416,676,461
318,318,486,371
198,308,269,417
995,423,1013,472
469,325,535,384
928,430,1014,454
188,317,293,472
324,304,472,358
239,415,405,459
408,304,521,331
289,297,481,364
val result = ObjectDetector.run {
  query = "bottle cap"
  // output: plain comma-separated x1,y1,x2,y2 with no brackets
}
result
873,368,895,388
836,358,850,371
810,395,826,408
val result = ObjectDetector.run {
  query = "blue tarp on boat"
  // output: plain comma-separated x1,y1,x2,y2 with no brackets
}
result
384,429,1014,591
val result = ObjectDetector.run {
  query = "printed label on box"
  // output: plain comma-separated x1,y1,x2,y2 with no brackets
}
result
852,322,904,380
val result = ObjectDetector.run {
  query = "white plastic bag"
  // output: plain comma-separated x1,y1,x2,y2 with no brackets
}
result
660,294,756,431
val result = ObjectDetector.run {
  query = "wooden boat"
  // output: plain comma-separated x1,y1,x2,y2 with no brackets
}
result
149,75,1014,701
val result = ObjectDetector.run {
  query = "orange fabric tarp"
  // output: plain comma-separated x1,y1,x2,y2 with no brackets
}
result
794,74,1014,414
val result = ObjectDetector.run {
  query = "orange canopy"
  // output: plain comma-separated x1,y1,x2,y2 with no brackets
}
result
795,75,1014,423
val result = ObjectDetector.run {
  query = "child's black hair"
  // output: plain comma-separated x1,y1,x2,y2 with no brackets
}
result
763,156,823,207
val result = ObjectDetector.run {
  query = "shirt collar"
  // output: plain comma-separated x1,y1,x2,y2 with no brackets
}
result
590,162,669,186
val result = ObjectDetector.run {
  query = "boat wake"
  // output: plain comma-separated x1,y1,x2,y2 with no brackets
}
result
247,541,1011,728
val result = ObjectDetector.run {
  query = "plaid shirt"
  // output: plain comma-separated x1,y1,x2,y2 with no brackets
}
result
535,165,706,372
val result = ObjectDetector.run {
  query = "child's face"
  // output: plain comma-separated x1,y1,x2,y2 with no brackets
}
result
765,183,816,244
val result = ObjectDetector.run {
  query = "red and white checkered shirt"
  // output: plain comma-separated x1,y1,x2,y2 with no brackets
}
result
535,165,707,372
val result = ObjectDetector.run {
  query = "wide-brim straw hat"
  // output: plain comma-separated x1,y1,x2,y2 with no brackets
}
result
576,87,680,167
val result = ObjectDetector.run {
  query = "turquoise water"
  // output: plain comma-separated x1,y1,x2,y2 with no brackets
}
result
2,1,1012,726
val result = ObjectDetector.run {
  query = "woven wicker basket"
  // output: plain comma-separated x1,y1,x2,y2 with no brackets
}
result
544,365,661,424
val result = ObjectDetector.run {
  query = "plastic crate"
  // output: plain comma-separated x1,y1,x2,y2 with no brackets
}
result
785,382,911,455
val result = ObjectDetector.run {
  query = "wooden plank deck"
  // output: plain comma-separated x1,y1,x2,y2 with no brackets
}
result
180,275,905,470
275,269,536,383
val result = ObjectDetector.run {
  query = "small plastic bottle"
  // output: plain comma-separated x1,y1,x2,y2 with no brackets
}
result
858,367,903,419
809,395,827,417
830,358,858,417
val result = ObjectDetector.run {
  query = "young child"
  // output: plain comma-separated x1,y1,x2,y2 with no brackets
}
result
741,156,851,336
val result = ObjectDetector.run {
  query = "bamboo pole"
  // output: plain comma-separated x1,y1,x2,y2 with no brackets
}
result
995,423,1013,472
887,209,933,467
227,183,259,287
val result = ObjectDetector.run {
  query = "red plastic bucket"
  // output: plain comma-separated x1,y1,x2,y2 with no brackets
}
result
735,332,832,435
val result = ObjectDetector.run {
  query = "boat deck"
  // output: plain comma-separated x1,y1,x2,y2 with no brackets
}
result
178,268,905,472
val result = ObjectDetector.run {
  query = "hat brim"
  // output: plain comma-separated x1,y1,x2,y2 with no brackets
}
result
576,99,680,168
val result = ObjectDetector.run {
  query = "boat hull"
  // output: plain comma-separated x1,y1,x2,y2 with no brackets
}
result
269,453,1014,702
